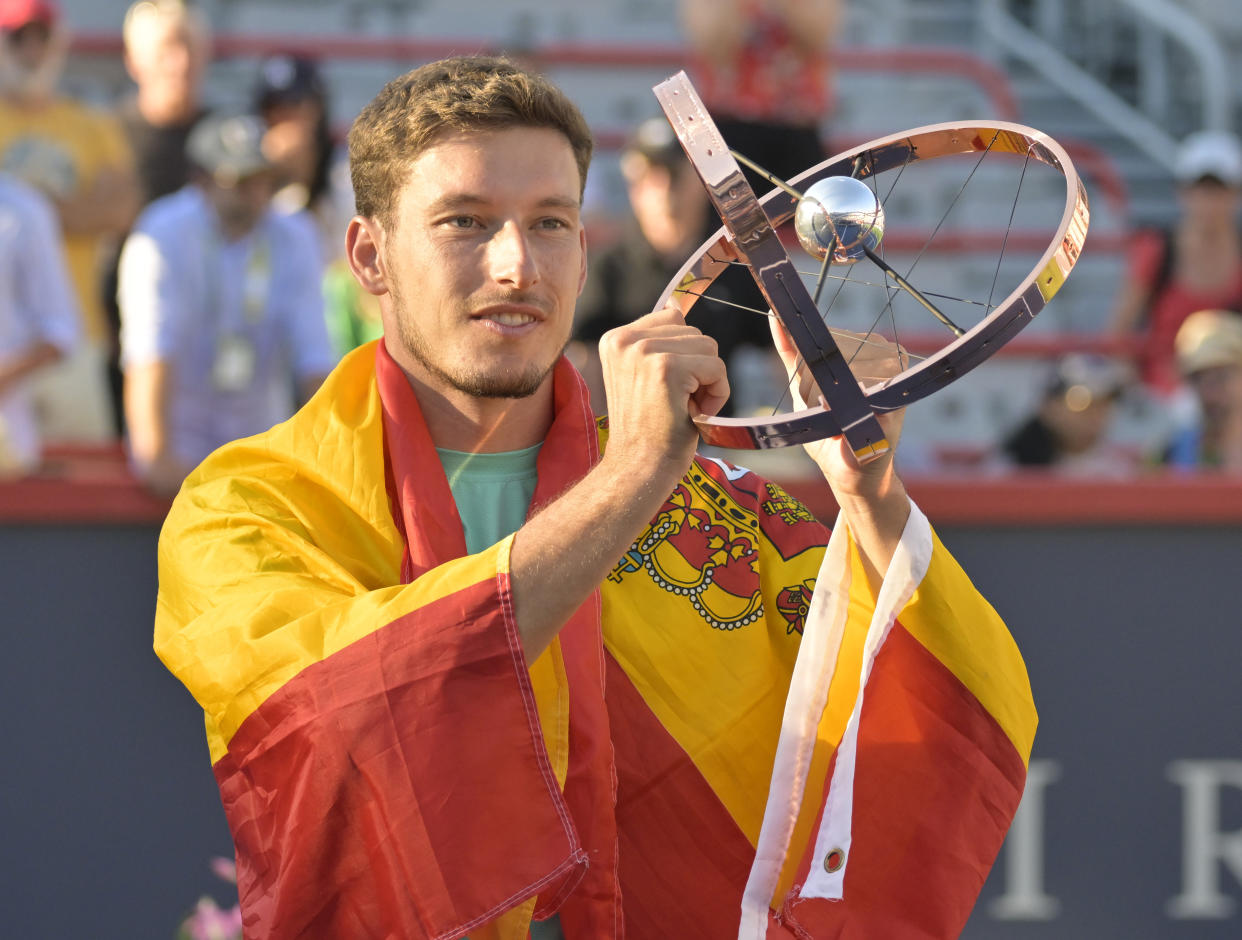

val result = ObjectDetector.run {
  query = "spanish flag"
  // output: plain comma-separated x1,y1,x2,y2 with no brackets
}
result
155,340,1035,938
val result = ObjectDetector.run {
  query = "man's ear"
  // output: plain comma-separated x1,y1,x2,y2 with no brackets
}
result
345,216,389,296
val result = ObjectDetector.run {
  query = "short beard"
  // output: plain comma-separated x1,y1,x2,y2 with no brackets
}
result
393,287,563,400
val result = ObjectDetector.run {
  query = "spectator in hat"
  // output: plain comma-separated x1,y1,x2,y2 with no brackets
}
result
571,116,774,415
252,54,339,238
0,0,138,444
1109,129,1242,395
1161,309,1242,470
996,353,1135,476
117,112,335,496
252,53,377,359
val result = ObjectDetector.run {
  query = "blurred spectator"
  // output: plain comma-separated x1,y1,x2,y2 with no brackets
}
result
1109,130,1242,395
0,0,138,443
1161,309,1242,471
252,53,377,358
572,117,775,415
0,171,78,475
680,0,838,190
117,113,334,496
679,0,837,406
253,54,339,249
997,354,1135,476
118,0,212,205
102,0,214,434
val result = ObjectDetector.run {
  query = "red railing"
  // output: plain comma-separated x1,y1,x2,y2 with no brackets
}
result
4,443,1240,526
69,34,1022,120
71,29,1132,225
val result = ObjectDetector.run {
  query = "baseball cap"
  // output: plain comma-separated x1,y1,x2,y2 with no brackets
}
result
624,117,685,169
253,54,325,112
1175,309,1242,375
1045,353,1127,411
187,113,272,185
0,0,58,31
1174,130,1242,186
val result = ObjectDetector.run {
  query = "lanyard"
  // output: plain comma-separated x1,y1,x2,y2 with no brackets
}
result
204,214,273,392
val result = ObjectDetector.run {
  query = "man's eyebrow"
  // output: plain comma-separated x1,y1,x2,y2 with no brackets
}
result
535,195,582,211
424,193,582,215
424,194,489,215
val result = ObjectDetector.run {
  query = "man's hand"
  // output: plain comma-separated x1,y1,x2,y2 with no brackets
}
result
770,318,906,497
509,307,728,661
597,305,729,480
770,318,911,583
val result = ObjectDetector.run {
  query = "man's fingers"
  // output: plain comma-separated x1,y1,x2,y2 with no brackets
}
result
768,316,799,377
685,354,730,420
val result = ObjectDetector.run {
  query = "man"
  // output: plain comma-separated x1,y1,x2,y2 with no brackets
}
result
101,0,213,433
155,57,1035,938
1163,308,1242,470
0,170,78,473
573,116,774,416
999,354,1134,476
1108,129,1242,394
118,112,333,496
117,0,212,206
0,0,138,442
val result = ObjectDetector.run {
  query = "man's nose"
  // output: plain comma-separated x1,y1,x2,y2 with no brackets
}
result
487,220,538,288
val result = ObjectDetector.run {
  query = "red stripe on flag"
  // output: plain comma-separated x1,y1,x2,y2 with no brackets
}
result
605,653,758,936
780,624,1027,937
214,578,586,938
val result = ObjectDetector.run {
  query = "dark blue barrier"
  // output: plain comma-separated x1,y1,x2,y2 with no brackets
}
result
2,460,1239,938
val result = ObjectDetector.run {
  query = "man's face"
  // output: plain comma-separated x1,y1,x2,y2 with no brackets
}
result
1179,178,1241,226
4,21,51,74
625,155,706,249
203,171,275,237
1190,363,1242,424
127,18,207,106
378,125,587,400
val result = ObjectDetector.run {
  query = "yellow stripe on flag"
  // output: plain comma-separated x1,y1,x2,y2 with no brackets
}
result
899,529,1037,767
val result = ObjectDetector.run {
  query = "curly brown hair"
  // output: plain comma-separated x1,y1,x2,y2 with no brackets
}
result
349,55,594,228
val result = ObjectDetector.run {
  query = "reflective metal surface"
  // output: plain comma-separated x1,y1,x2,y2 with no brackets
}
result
793,176,885,264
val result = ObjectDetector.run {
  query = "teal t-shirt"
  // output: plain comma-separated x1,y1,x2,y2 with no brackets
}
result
437,442,564,940
436,442,542,553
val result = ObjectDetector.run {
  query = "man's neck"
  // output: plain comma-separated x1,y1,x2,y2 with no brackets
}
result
401,363,556,454
134,89,200,128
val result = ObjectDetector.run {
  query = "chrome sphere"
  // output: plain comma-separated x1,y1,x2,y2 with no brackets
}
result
793,176,885,264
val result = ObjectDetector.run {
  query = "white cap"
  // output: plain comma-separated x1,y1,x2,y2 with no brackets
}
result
1175,310,1242,375
1174,130,1242,186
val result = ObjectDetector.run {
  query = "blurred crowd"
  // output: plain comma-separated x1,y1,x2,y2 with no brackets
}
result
1,0,1240,497
0,0,371,495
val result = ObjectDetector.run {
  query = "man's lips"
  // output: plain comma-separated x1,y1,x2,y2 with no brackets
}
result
470,303,547,327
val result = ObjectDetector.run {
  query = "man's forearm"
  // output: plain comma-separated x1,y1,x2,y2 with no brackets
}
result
509,448,687,660
57,169,139,236
0,341,61,397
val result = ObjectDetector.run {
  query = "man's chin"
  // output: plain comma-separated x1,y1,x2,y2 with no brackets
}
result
453,366,552,400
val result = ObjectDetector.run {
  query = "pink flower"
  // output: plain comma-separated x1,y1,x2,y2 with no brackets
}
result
182,896,243,940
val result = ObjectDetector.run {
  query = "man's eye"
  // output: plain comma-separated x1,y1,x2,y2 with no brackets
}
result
445,216,478,229
537,217,569,230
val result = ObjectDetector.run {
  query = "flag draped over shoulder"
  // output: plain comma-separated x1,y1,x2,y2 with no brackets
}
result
155,339,1036,939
